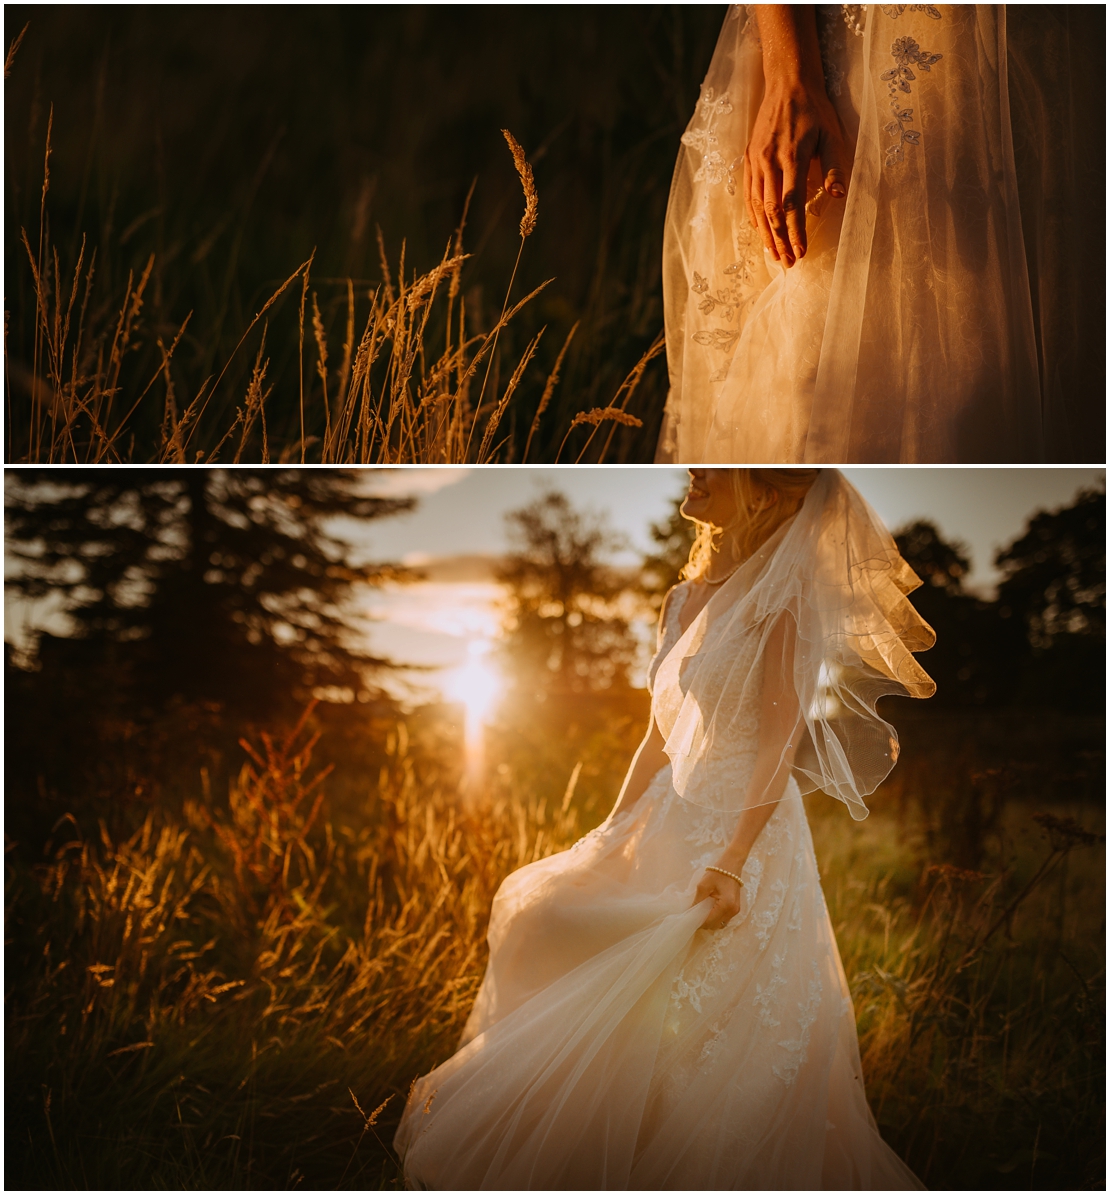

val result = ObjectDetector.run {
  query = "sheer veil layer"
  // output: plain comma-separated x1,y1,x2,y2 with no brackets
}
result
658,4,1103,464
654,469,935,820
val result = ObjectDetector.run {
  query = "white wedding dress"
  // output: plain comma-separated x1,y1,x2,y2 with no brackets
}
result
656,5,1100,464
395,473,933,1190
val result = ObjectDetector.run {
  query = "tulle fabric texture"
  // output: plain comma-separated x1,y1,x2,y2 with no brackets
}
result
657,4,1101,464
393,470,933,1189
654,468,935,821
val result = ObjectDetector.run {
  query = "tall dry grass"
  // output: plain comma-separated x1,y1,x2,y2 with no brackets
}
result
7,112,657,466
6,708,1104,1189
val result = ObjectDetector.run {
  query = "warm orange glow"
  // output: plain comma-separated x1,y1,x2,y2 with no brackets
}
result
444,640,501,790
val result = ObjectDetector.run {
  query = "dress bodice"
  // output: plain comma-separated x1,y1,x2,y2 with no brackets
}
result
647,581,765,810
647,583,691,694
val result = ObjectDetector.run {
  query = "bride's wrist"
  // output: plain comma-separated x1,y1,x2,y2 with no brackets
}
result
713,850,748,877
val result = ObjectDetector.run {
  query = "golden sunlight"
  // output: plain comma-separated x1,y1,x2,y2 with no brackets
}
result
444,639,502,788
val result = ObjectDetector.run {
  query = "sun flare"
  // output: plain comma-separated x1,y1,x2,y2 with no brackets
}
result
444,640,502,785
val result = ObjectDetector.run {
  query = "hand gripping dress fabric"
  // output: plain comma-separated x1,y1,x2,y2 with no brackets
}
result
656,4,1102,464
393,472,932,1190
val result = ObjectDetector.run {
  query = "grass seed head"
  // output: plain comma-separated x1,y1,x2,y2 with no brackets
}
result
502,129,538,239
568,407,643,431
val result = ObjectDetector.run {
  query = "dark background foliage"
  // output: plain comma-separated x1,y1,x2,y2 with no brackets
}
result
4,468,414,848
4,5,727,460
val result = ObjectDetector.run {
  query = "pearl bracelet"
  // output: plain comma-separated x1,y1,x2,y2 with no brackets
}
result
705,865,744,888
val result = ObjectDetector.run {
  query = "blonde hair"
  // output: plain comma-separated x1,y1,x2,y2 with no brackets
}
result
682,469,820,581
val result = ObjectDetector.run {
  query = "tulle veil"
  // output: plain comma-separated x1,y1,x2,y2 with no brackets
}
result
653,468,935,820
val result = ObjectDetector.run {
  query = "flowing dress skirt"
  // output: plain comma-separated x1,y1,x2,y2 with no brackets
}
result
394,768,923,1189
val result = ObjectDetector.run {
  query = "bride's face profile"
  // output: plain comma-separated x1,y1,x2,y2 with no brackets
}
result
681,468,776,529
681,468,732,526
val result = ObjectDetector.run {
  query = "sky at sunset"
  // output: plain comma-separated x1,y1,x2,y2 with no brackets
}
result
348,466,1104,696
5,467,1102,704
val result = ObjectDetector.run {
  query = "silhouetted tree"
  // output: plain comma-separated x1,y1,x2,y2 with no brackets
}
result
995,485,1104,710
894,488,1105,712
894,521,972,594
6,469,413,716
492,491,648,817
893,521,1024,708
996,486,1105,648
5,469,416,847
497,491,639,701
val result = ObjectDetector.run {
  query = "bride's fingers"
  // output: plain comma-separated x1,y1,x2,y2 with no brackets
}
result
762,166,793,266
781,155,809,262
742,153,759,238
746,155,777,259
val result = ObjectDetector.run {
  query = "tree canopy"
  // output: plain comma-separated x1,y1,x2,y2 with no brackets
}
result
496,490,640,701
894,485,1105,711
6,469,414,716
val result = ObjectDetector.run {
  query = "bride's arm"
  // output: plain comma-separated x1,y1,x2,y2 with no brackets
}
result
603,589,679,824
604,716,669,824
695,612,803,929
744,5,851,268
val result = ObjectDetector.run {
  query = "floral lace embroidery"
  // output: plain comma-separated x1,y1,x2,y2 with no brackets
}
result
692,325,741,354
686,809,728,849
753,878,788,950
880,9,943,164
670,928,739,1014
818,7,848,96
842,4,867,36
881,3,940,17
753,950,788,1027
647,584,689,693
742,854,763,905
759,807,795,858
681,86,736,193
725,221,759,288
691,271,744,321
698,1020,729,1068
787,893,804,932
773,961,824,1086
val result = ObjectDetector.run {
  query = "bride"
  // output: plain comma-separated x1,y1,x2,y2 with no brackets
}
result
656,5,1098,464
394,468,936,1189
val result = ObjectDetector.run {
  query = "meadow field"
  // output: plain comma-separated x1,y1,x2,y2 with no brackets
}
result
6,703,1104,1190
4,8,726,464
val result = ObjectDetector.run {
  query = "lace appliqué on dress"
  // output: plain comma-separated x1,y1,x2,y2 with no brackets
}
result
686,809,728,849
647,584,689,694
881,3,940,17
681,86,736,193
773,960,824,1087
841,4,867,36
880,8,943,164
670,928,739,1015
753,950,788,1027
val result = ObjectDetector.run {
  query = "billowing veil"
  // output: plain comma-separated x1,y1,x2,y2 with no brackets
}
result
658,5,1102,464
652,470,935,820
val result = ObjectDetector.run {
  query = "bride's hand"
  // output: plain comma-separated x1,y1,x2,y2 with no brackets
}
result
694,867,744,931
741,80,850,268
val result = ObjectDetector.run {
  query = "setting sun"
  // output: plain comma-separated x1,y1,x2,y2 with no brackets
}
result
444,640,502,785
